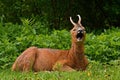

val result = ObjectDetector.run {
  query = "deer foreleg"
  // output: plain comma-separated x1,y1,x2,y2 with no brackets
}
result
53,60,75,71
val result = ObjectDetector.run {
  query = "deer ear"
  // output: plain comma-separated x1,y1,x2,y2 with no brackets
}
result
70,16,76,26
77,15,81,24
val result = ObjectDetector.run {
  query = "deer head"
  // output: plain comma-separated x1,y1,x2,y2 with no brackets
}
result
70,15,86,44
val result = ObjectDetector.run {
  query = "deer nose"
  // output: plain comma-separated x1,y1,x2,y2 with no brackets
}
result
78,30,83,34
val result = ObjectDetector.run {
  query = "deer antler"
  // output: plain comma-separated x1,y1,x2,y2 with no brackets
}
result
70,15,81,25
70,17,76,26
77,15,81,24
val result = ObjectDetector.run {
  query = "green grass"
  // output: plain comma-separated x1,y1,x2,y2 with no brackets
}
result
0,61,120,80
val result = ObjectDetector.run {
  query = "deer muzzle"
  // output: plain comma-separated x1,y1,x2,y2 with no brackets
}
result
76,30,85,41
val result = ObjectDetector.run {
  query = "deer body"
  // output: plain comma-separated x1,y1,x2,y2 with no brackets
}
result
12,15,88,72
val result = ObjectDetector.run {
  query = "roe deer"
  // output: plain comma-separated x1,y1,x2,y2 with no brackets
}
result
12,15,88,72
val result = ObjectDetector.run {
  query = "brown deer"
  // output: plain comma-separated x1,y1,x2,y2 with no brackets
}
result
12,15,88,72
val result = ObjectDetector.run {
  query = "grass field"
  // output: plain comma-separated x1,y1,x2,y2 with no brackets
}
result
0,60,120,80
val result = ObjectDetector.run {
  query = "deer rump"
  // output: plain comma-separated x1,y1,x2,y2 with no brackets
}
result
12,15,88,72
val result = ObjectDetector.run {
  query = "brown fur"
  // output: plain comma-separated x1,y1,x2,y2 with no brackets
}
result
12,15,88,72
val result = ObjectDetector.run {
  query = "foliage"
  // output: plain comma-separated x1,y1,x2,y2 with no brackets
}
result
85,27,120,62
0,61,120,80
0,0,119,30
0,21,120,69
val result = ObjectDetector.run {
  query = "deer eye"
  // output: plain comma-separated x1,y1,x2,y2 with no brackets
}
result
83,28,85,31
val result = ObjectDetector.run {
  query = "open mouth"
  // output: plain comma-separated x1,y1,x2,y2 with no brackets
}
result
76,30,84,41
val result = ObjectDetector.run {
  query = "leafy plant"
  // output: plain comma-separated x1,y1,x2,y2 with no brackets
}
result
85,27,120,62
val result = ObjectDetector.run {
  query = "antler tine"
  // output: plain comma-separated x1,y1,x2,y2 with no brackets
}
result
70,16,76,26
77,15,81,24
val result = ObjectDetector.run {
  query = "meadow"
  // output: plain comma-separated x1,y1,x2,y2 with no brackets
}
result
0,61,120,80
0,21,120,80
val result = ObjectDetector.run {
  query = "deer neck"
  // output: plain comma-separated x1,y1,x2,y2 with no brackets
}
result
69,42,85,61
71,42,84,55
68,42,88,70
